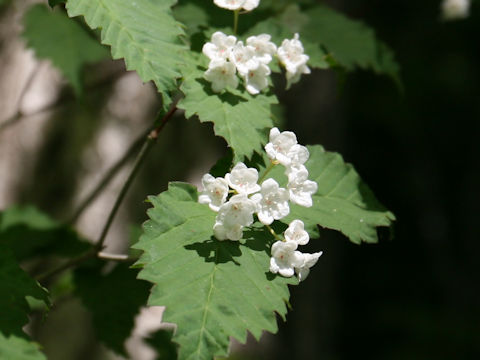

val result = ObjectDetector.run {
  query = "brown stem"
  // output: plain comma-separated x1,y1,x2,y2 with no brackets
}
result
36,100,179,284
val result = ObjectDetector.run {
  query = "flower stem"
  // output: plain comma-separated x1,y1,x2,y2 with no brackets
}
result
233,10,239,35
258,160,278,184
265,224,282,241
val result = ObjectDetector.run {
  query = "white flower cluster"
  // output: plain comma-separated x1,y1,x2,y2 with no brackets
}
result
441,0,470,20
270,220,322,281
198,128,321,281
214,0,259,11
202,31,310,94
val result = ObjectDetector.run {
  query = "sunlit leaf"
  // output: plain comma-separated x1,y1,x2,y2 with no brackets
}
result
134,183,296,360
66,0,188,105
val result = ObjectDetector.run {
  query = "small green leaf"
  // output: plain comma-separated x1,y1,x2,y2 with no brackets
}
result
0,205,90,261
0,246,49,360
263,145,395,244
74,263,150,355
134,182,296,360
299,5,401,85
23,4,109,94
0,248,50,337
66,0,188,106
0,334,46,360
178,54,277,162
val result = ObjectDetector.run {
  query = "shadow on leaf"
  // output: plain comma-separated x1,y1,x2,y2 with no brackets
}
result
196,77,248,106
185,238,242,265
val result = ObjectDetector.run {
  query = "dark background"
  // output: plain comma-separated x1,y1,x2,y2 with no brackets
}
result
270,1,480,359
1,0,479,359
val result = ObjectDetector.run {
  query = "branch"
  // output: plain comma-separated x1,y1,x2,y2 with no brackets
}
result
36,249,96,283
68,127,151,224
94,99,179,250
36,99,179,284
0,65,125,133
0,63,42,132
97,251,137,262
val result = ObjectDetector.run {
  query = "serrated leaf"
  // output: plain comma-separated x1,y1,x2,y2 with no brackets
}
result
74,262,150,355
23,4,109,94
178,55,277,162
66,0,188,105
0,205,90,261
0,334,46,360
134,182,296,360
262,145,395,244
0,248,50,337
299,5,401,85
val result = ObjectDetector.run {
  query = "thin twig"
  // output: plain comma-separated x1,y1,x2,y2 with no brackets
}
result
36,100,179,284
36,249,96,282
0,65,125,133
94,100,179,251
68,127,151,224
97,251,136,262
0,63,42,132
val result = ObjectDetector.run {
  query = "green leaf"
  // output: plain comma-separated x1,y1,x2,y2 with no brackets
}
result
0,248,50,337
0,334,46,360
134,183,296,360
0,247,49,360
178,54,277,162
298,5,401,86
48,0,65,8
66,0,188,105
74,262,150,355
0,205,90,261
23,4,109,94
263,145,395,244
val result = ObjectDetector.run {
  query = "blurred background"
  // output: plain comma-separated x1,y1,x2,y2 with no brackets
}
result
0,0,479,359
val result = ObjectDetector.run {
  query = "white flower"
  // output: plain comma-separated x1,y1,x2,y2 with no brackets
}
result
284,219,309,245
277,33,310,87
214,194,256,240
229,41,259,76
285,63,311,89
265,127,298,166
198,174,229,211
288,144,309,165
204,59,239,93
269,241,304,277
277,33,309,73
441,0,470,20
287,167,317,207
213,0,246,11
244,63,271,95
213,222,244,241
242,0,260,11
295,252,322,281
246,34,277,64
202,31,237,61
251,178,289,225
225,162,261,195
285,163,308,181
213,0,259,11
